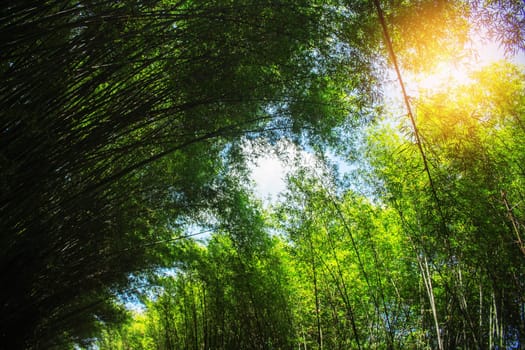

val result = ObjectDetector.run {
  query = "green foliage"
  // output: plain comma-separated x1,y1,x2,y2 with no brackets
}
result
1,0,377,347
366,63,525,348
387,0,470,72
276,170,421,349
3,0,525,349
94,62,525,349
97,197,295,350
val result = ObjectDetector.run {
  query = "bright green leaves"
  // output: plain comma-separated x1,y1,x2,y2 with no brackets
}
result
366,62,525,348
276,170,418,349
97,200,296,350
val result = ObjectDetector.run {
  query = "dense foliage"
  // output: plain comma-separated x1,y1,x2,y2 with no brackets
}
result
95,63,525,350
1,0,524,349
1,0,375,347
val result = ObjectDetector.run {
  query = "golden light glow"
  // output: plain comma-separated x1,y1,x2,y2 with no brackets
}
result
409,31,509,95
412,62,472,93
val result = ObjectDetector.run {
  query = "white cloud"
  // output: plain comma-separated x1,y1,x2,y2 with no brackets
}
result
245,138,331,204
250,155,286,202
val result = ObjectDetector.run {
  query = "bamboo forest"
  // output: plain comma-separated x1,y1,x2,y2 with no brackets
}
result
2,1,525,349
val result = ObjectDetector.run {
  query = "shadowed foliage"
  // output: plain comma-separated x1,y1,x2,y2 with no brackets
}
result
1,0,376,348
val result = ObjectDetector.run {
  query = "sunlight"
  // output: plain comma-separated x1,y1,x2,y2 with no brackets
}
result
409,30,508,95
472,39,504,65
413,62,472,93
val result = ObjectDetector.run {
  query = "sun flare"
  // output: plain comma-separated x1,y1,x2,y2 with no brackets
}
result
409,31,509,94
413,62,472,92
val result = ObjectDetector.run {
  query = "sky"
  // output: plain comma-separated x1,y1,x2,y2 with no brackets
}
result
250,154,287,202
